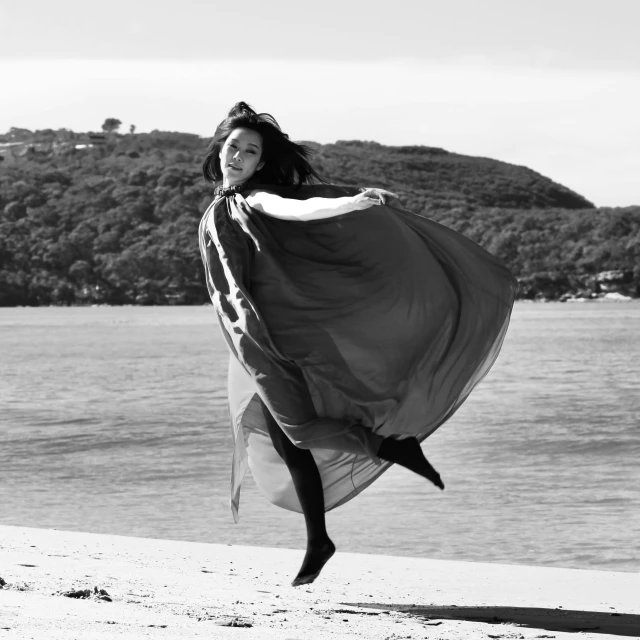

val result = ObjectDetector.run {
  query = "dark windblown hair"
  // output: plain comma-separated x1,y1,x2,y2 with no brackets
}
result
202,102,324,186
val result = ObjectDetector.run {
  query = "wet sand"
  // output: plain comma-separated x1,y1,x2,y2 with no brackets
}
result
1,525,638,639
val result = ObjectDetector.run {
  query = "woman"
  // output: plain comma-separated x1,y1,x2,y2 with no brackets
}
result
199,102,516,586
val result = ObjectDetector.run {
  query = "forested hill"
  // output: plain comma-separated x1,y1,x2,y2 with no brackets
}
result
314,140,594,211
0,128,638,306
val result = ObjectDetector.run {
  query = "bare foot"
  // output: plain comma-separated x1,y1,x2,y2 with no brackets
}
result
291,538,336,587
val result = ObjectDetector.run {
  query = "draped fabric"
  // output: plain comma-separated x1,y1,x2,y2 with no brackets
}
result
198,184,517,521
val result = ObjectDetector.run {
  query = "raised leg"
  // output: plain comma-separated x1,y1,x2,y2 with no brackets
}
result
378,436,445,490
260,402,336,586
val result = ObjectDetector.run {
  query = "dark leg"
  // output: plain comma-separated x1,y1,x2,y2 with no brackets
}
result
260,402,336,586
378,436,445,490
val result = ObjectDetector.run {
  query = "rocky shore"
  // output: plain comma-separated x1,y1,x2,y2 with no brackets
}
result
518,269,638,302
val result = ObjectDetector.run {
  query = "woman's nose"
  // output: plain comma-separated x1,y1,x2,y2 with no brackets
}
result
233,150,242,162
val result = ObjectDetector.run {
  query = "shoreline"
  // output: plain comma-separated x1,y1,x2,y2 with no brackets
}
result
1,295,639,309
2,525,639,639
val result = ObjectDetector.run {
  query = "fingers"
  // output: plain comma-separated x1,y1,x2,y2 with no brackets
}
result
376,189,399,200
360,188,400,204
355,188,401,210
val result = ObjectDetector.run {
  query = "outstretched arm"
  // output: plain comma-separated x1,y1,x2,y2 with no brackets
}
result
245,188,398,221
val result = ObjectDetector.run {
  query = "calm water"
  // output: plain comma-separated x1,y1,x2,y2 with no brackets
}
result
1,303,639,572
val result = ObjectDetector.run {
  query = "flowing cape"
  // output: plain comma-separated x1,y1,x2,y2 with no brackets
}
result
198,184,517,521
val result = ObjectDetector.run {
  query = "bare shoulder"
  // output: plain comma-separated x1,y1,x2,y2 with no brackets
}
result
244,189,286,216
244,188,278,206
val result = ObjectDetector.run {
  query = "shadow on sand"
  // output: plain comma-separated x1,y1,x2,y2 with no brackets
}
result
343,603,640,637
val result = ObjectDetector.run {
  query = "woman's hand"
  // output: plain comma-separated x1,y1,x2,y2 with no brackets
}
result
352,188,399,209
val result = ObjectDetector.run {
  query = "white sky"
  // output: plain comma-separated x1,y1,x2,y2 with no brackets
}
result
2,0,639,206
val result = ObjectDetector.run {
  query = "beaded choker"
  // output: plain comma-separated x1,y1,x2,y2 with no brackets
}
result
213,183,252,199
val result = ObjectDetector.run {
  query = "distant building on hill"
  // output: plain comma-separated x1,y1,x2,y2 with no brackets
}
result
88,133,107,145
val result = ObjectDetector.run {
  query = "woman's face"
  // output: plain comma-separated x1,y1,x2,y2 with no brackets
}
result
219,127,264,186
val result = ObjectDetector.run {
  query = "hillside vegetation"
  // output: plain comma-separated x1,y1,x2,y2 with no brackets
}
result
0,128,638,306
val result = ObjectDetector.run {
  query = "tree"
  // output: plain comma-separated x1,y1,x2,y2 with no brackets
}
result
130,124,136,134
7,127,33,140
101,118,122,134
0,129,637,306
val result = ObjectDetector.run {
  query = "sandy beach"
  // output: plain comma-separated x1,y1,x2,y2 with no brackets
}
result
1,525,638,639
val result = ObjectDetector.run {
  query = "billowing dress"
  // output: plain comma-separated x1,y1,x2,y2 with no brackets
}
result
198,184,517,521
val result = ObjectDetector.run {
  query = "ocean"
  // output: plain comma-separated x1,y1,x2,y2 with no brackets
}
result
1,302,639,572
